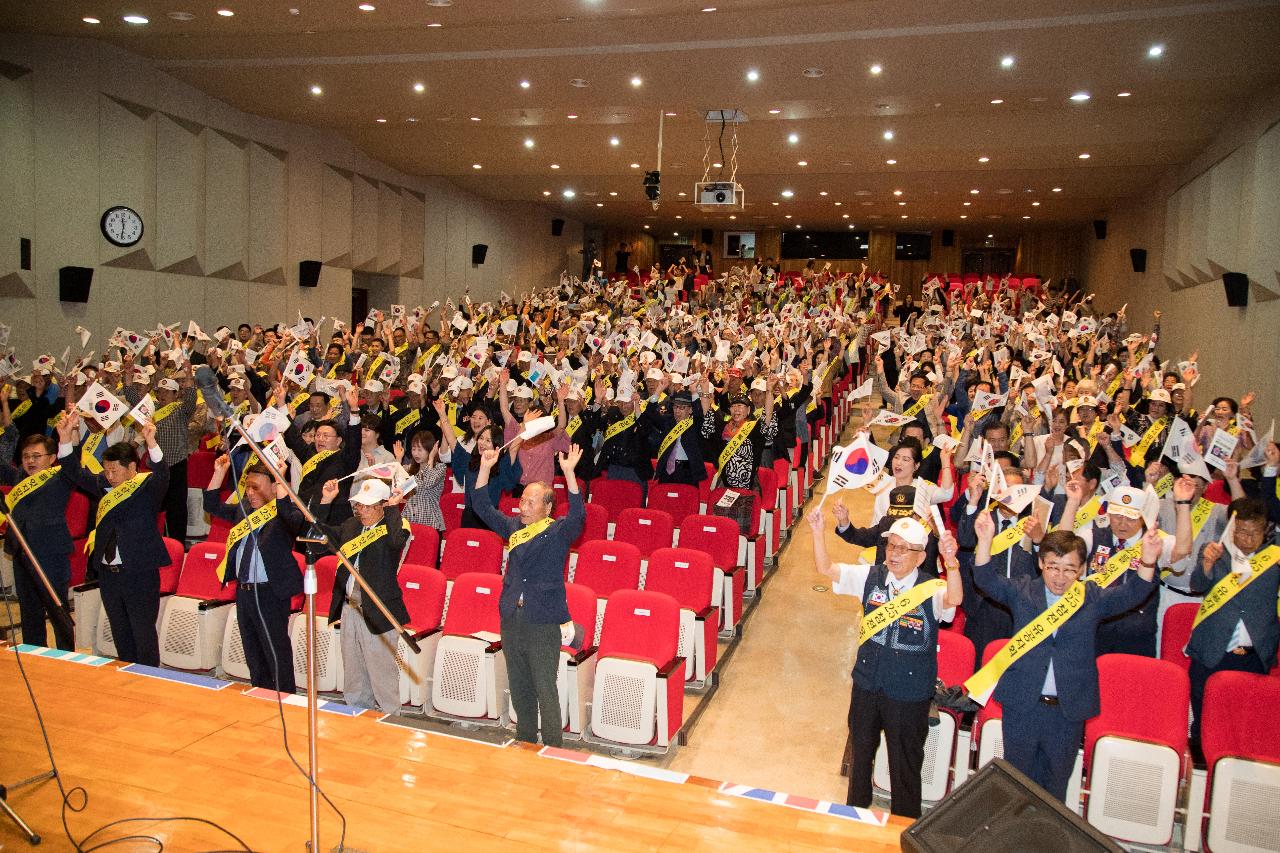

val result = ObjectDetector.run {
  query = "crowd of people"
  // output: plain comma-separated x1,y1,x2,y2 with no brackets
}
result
1,262,1277,820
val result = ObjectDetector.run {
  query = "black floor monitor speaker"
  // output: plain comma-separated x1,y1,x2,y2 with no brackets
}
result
901,759,1122,853
551,218,565,237
58,266,93,303
1223,271,1248,307
1129,248,1147,273
941,229,955,247
472,243,488,265
1093,220,1107,240
299,260,322,288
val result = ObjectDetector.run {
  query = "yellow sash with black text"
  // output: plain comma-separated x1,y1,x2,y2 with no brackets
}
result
963,580,1087,703
80,432,106,475
5,466,62,518
901,393,933,419
1071,496,1103,531
85,472,151,554
216,499,278,582
300,449,338,481
566,414,584,439
716,418,757,476
414,344,440,374
990,516,1032,555
1087,543,1144,588
859,578,947,644
604,411,638,444
1086,418,1106,452
1129,417,1168,468
658,417,694,460
444,402,466,438
11,399,32,420
152,400,182,424
508,516,554,551
339,518,410,560
394,407,421,435
1192,545,1280,629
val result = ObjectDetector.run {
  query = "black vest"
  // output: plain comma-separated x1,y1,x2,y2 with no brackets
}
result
1089,526,1158,637
853,564,939,702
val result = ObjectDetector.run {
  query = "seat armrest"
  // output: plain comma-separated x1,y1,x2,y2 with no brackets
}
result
656,656,685,679
694,605,716,621
197,598,235,612
72,581,100,593
411,626,443,642
722,565,741,576
567,646,598,664
484,640,503,653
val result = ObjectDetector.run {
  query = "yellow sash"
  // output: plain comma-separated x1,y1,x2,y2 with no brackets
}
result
11,399,32,419
1072,496,1103,531
444,402,466,438
990,517,1031,555
658,418,694,460
217,499,279,581
225,455,259,506
6,466,61,514
366,354,387,382
1129,417,1168,468
1009,405,1040,447
859,578,947,644
394,343,409,357
291,392,311,411
85,472,151,554
415,344,440,374
901,393,933,419
338,518,409,559
300,449,338,481
963,581,1087,703
604,411,638,443
1087,543,1143,588
153,401,182,423
717,418,757,475
1086,418,1106,452
1192,545,1280,629
395,408,421,435
566,414,583,439
1155,472,1174,498
508,516,555,550
1105,373,1124,400
81,432,105,475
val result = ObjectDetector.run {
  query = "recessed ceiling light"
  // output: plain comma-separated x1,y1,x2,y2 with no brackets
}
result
964,201,972,206
1070,92,1091,102
885,159,897,165
702,6,717,11
82,16,101,24
901,215,908,219
664,111,677,117
1032,201,1041,206
869,64,883,75
746,69,760,82
795,224,802,229
643,224,650,229
358,3,376,10
609,191,618,196
990,99,1004,105
426,22,442,27
470,116,481,121
970,188,980,194
802,67,824,78
677,192,687,197
712,162,722,168
842,213,850,219
978,156,990,163
122,14,149,24
1148,44,1164,58
785,214,792,219
786,133,800,145
729,214,737,220
960,214,968,219
310,85,323,96
819,191,828,196
472,163,482,169
519,80,531,89
898,201,906,206
550,164,560,169
630,162,640,168
797,160,807,166
1117,91,1132,97
609,136,620,146
630,75,643,87
1052,187,1062,192
893,190,903,196
769,109,781,115
848,224,855,229
834,202,842,206
563,189,576,198
216,9,234,17
771,201,779,206
413,82,426,93
1001,55,1015,68
596,203,604,207
882,130,894,140
781,189,794,198
427,0,452,6
406,117,417,122
676,215,683,219
567,114,578,119
542,190,551,196
375,117,387,123
523,138,535,149
987,234,994,238
1078,152,1091,159
1022,215,1031,219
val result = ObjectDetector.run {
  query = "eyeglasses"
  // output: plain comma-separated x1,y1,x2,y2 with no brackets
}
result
885,542,925,554
20,452,51,462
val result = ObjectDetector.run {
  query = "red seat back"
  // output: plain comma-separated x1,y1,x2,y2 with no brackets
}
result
65,491,90,540
565,582,599,648
442,572,503,636
399,564,446,633
404,523,440,568
288,553,306,610
937,630,976,687
186,451,217,489
1084,654,1190,771
1159,603,1197,672
597,589,681,667
646,483,699,522
613,508,674,557
708,488,761,533
178,542,234,602
439,528,504,580
314,555,339,614
589,478,644,522
439,491,466,532
159,536,185,596
678,514,740,570
573,539,642,599
643,547,716,612
755,466,778,507
1202,671,1280,777
572,502,609,550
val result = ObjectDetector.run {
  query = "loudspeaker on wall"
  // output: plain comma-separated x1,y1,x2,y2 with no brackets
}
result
701,228,714,246
1223,271,1248,307
20,237,31,271
941,229,955,247
59,266,93,303
472,243,489,265
299,260,322,288
1129,248,1147,273
901,759,1121,853
1093,220,1108,240
551,218,565,237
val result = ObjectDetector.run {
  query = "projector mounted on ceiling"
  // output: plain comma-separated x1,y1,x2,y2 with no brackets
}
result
694,181,745,211
695,109,746,211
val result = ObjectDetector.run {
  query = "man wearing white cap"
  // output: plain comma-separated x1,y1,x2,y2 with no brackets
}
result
809,509,962,817
318,477,412,715
123,357,197,542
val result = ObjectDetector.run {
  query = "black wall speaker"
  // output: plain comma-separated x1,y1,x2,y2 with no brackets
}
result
1223,271,1249,307
551,218,565,237
1129,248,1147,273
901,759,1121,853
941,229,955,247
299,260,322,288
58,266,93,303
471,243,488,265
1093,220,1108,240
701,228,714,246
20,237,31,271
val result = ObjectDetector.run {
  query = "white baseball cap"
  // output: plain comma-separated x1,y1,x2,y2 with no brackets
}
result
750,378,768,392
1106,486,1146,520
156,378,180,392
511,385,535,399
882,517,929,547
363,379,385,393
646,367,664,381
350,479,390,505
406,380,425,395
1148,389,1171,404
441,365,459,380
227,377,247,391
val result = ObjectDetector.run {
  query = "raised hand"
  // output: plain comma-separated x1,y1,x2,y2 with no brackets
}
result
320,478,339,503
479,447,501,470
1140,526,1164,568
213,454,231,476
558,444,583,473
974,509,996,542
938,530,959,564
1201,540,1225,570
1172,475,1197,502
832,499,850,527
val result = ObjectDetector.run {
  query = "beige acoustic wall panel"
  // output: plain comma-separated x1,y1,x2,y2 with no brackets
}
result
377,181,402,275
1162,192,1185,289
248,141,287,285
1246,122,1280,299
98,94,156,270
1183,172,1211,284
0,66,35,298
402,190,425,280
1205,149,1244,279
204,128,249,280
352,173,379,272
155,112,204,276
321,164,352,267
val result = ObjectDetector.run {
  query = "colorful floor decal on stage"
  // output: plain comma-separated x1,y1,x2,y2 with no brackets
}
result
10,644,114,666
242,686,367,716
119,663,232,690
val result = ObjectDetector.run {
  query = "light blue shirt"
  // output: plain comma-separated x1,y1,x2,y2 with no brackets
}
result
1041,587,1063,696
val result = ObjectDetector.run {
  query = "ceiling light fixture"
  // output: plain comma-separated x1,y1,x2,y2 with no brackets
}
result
122,14,149,24
1022,215,1031,219
964,201,972,206
426,22,442,27
643,224,649,229
375,117,387,123
470,116,481,121
1052,186,1063,192
746,69,760,82
1001,55,1015,68
664,111,677,117
1117,91,1132,97
630,162,640,168
990,98,1004,105
596,203,604,207
310,85,323,96
842,214,850,219
769,108,781,115
885,159,897,165
970,188,980,194
358,3,375,10
819,191,828,196
882,130,894,140
563,189,576,198
1032,201,1041,206
567,114,578,119
787,133,799,144
797,160,807,166
1078,152,1090,159
893,190,903,196
472,163,482,169
550,164,560,169
834,202,842,206
785,214,792,219
519,80,531,89
609,136,620,146
523,138,535,149
413,82,426,93
781,190,794,198
1148,44,1164,58
82,16,101,23
542,190,551,196
216,9,235,16
869,64,882,75
978,156,990,163
702,6,717,11
771,201,779,206
630,75,643,87
1070,91,1091,102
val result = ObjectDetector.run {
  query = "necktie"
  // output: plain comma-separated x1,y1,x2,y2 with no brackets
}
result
238,540,255,583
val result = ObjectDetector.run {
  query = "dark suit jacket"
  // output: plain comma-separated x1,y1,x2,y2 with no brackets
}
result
204,491,306,600
77,451,170,575
285,418,362,516
319,504,411,634
0,440,81,580
1188,545,1280,669
649,403,708,485
836,517,939,577
973,561,1155,721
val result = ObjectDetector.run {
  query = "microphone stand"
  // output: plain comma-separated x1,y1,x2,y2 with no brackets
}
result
0,513,72,846
215,407,421,853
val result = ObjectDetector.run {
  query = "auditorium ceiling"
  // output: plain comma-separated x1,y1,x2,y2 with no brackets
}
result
6,0,1280,232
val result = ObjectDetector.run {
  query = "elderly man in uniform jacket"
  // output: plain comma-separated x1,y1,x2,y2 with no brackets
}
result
1187,498,1279,750
810,509,963,818
75,421,169,666
469,444,586,747
319,477,411,715
970,513,1161,801
2,411,82,650
205,454,305,693
649,390,708,486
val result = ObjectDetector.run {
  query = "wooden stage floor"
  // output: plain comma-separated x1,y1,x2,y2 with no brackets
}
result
1,648,907,852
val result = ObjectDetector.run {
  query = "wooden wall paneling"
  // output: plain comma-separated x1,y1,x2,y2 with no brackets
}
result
247,141,287,285
351,173,379,272
203,128,249,280
321,164,353,268
377,181,402,275
155,112,204,276
401,189,425,279
98,94,156,270
1245,122,1280,299
0,66,35,297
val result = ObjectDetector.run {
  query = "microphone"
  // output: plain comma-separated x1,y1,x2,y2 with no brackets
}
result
195,364,235,419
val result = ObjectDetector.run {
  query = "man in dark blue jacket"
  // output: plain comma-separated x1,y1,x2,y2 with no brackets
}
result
971,511,1161,801
469,443,586,747
205,454,306,693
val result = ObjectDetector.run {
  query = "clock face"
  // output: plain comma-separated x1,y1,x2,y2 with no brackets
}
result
101,206,144,248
